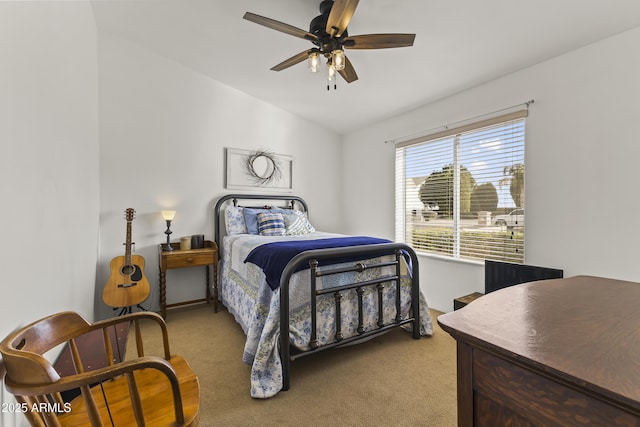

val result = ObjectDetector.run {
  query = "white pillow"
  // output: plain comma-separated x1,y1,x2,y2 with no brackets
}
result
225,206,247,235
283,211,315,235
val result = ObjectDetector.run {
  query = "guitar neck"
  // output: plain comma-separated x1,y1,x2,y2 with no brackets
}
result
124,220,132,266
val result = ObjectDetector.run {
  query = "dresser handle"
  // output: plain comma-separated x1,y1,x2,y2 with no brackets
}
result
187,257,194,263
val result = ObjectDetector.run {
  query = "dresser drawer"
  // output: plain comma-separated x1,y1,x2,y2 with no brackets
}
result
472,348,639,427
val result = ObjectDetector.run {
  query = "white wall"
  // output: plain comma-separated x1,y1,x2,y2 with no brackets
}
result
96,32,344,319
0,1,99,340
342,27,640,312
0,3,99,425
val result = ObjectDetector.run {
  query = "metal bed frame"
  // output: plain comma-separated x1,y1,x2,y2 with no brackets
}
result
214,193,421,391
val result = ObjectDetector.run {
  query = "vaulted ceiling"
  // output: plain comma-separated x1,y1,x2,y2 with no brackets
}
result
92,0,640,134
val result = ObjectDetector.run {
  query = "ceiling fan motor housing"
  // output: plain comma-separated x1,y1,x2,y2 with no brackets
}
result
310,1,347,54
319,0,334,15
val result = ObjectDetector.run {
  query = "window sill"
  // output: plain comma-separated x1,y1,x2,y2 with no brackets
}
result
413,250,484,267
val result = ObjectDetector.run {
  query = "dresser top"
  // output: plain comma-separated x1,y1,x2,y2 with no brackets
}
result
438,275,640,409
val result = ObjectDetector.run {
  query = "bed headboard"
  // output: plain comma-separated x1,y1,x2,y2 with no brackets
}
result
213,193,309,255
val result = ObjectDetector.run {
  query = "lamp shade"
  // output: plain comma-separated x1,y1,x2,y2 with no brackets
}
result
161,210,176,221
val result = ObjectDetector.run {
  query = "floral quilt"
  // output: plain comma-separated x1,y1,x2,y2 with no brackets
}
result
219,232,434,398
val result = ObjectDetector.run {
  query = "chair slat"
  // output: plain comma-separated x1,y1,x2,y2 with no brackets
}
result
80,384,102,427
127,371,145,427
135,319,144,357
69,339,83,375
102,328,114,367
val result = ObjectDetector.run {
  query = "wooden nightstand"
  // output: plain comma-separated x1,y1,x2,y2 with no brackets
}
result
158,240,218,319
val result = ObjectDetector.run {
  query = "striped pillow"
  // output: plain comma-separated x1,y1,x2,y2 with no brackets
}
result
257,212,286,236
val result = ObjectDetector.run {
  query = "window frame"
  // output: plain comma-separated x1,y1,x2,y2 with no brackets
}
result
395,109,527,264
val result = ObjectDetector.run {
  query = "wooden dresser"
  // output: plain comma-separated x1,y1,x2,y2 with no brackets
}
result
438,275,640,427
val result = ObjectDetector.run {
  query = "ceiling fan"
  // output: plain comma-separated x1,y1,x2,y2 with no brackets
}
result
243,0,415,89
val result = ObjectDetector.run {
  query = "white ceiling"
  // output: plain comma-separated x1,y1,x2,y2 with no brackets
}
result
91,0,640,134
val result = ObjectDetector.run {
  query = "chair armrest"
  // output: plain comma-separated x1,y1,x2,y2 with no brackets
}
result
5,356,176,394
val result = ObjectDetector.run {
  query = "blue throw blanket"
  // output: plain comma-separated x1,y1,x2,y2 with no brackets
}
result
244,236,392,290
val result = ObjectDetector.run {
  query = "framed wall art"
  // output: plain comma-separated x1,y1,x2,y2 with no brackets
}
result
225,147,294,192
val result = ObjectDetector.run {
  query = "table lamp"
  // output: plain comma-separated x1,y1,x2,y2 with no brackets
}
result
161,210,176,251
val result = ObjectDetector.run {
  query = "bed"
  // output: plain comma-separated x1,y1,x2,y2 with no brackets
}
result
214,194,433,398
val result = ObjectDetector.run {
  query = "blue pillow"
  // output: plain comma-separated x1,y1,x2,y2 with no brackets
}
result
243,207,286,234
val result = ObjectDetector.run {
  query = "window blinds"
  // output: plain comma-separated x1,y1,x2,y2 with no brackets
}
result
395,110,526,263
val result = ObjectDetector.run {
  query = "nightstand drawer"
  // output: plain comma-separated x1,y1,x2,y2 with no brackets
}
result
165,252,213,269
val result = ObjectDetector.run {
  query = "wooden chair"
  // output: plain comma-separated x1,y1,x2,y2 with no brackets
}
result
0,311,199,427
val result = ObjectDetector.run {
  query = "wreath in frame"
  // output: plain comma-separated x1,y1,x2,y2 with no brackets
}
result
243,149,282,185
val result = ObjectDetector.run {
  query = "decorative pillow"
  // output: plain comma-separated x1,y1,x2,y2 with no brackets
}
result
243,207,285,234
283,211,316,235
225,206,247,235
257,212,286,236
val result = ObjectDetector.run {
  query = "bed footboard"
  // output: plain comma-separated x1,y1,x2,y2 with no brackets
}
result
279,243,421,391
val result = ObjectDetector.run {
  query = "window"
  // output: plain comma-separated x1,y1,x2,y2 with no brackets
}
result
395,111,526,263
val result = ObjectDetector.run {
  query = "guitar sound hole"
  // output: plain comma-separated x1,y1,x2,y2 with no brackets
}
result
121,265,135,276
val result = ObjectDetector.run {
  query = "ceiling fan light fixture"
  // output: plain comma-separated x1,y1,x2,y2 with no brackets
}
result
326,58,338,91
331,49,345,71
308,50,320,73
327,63,336,81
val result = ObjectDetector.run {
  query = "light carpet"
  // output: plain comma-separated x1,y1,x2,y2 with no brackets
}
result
129,303,457,427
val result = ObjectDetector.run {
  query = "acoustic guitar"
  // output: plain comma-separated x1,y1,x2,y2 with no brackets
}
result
102,208,150,309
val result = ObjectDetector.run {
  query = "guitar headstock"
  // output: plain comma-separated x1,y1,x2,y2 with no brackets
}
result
125,208,136,222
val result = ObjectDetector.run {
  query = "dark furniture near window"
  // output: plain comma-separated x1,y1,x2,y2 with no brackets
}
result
439,276,640,426
454,260,563,310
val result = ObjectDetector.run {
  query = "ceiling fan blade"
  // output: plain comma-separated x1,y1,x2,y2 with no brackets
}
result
326,0,359,38
271,49,314,71
243,12,318,42
338,56,358,83
343,33,416,49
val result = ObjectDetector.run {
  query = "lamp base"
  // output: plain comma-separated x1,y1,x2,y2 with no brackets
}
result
164,221,173,250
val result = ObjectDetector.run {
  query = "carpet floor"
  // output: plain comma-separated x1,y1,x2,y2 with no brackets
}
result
129,303,457,427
